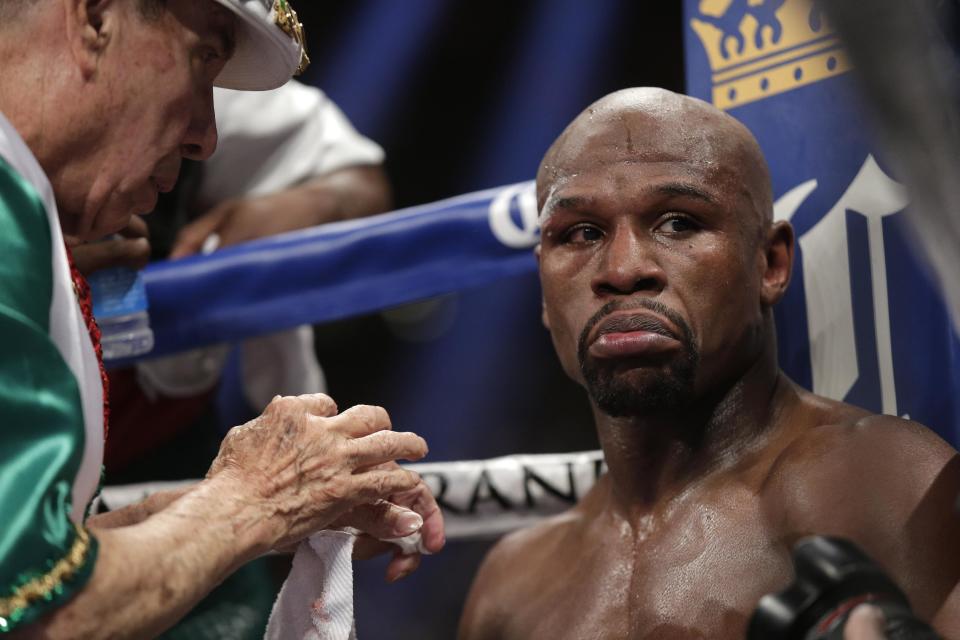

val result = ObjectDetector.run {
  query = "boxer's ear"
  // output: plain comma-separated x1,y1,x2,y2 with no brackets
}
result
541,299,552,331
760,220,794,307
534,244,552,330
64,0,115,77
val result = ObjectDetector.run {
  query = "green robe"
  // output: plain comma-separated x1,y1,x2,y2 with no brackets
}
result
0,113,102,633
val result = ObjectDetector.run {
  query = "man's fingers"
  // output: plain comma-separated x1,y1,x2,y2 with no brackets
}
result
338,500,423,540
348,431,427,468
117,214,149,239
351,468,422,501
385,552,421,583
418,499,446,553
263,393,338,421
386,483,445,553
295,393,339,418
170,207,229,259
351,535,391,561
327,404,393,437
73,237,151,275
844,605,887,640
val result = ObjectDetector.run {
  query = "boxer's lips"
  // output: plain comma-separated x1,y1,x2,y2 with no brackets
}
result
587,313,682,359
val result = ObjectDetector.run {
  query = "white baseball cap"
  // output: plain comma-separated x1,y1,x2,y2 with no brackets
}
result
211,0,309,91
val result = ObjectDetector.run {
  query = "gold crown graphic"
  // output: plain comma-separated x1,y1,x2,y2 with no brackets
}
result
690,0,851,110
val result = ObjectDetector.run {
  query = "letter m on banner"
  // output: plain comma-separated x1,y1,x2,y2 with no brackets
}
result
684,0,960,445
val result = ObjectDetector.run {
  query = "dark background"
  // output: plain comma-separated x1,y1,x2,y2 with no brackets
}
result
289,2,685,637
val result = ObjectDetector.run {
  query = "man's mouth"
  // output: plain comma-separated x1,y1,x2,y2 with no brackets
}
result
587,312,683,360
150,175,177,193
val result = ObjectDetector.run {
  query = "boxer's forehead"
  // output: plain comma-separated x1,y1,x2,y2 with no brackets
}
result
537,89,770,220
538,122,735,219
544,105,727,181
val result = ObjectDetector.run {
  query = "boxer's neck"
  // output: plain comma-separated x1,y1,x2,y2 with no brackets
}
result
594,331,793,517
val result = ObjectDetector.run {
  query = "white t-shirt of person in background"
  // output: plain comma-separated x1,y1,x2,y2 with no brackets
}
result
137,80,386,411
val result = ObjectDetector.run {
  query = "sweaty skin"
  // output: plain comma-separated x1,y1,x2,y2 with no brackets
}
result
458,88,960,639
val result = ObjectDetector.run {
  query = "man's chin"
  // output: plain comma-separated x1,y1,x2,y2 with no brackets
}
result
583,366,695,417
81,202,152,241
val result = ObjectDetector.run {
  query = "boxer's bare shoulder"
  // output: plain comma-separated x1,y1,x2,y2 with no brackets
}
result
763,390,956,523
458,477,617,640
761,389,960,621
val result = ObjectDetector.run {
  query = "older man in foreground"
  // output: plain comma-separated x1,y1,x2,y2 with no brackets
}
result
0,1,442,637
458,88,960,639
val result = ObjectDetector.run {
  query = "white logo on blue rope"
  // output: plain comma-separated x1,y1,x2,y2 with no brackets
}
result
489,181,539,249
777,155,909,415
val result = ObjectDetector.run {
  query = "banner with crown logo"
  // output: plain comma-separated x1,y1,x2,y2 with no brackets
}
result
685,0,960,445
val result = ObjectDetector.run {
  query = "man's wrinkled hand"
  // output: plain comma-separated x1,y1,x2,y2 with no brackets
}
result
207,394,429,551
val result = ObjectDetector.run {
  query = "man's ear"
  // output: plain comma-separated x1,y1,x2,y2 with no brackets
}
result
63,0,115,77
534,243,552,330
760,220,795,307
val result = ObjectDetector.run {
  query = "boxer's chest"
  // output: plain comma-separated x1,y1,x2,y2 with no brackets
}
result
508,492,798,639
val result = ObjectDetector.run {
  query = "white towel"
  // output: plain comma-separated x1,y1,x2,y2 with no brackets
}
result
264,529,430,639
264,531,358,640
263,527,430,640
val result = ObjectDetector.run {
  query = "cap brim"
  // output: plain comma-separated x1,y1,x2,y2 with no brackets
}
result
211,0,301,91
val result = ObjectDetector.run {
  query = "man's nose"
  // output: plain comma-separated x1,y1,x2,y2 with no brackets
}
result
590,226,666,297
180,87,218,161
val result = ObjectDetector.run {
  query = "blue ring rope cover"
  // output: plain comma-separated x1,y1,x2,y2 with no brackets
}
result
142,182,540,358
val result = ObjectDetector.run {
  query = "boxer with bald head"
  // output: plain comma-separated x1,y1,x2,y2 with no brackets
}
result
459,88,960,639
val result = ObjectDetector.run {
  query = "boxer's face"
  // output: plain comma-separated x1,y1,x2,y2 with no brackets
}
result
537,99,775,416
58,0,235,240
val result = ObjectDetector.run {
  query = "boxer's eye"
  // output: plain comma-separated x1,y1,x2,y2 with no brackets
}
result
563,224,604,245
657,215,699,234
